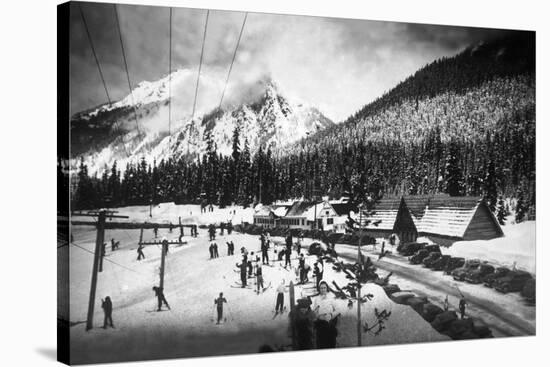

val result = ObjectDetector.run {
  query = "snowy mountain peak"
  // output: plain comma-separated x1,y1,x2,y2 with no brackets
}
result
71,72,334,175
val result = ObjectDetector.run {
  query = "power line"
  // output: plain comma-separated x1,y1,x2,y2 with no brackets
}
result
114,4,143,140
79,3,130,158
218,12,248,112
192,9,209,120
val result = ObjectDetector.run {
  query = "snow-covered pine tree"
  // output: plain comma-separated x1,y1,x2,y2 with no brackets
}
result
515,191,526,223
496,196,507,225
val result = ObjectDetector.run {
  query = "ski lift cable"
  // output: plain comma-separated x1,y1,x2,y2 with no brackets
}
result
168,7,172,158
114,4,143,140
217,12,248,112
78,3,131,158
70,242,149,278
191,9,210,121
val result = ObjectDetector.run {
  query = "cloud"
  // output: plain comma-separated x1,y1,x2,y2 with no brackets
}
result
69,2,511,121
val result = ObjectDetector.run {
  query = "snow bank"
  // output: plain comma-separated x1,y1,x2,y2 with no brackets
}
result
442,221,535,274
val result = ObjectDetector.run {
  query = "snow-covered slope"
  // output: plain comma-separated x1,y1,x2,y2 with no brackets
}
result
70,71,333,175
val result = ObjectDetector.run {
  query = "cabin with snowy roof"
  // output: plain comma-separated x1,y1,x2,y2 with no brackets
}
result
359,194,504,246
360,197,418,242
414,195,504,246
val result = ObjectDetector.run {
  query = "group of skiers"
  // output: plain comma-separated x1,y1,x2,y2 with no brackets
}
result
209,242,219,259
226,241,236,255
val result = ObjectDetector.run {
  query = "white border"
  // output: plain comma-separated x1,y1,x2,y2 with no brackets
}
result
0,0,547,366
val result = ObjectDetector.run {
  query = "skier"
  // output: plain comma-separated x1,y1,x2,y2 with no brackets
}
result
137,243,145,261
152,286,171,311
284,246,292,268
213,243,219,258
169,222,173,233
193,225,198,238
230,241,235,255
459,296,467,319
248,254,254,278
255,264,264,294
299,254,306,284
209,243,214,259
220,222,225,235
101,296,114,328
313,281,338,348
208,224,216,241
226,242,232,256
237,256,248,287
297,234,303,255
275,279,286,314
111,238,118,252
214,292,227,324
153,225,158,238
227,221,233,235
261,238,269,265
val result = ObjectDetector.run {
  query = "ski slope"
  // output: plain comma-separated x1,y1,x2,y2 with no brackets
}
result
68,213,447,364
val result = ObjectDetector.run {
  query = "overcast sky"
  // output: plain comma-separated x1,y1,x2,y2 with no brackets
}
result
69,1,508,121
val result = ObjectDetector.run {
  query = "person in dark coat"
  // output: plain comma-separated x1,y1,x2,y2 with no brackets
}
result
213,243,219,258
208,225,216,241
299,254,306,284
227,221,233,235
153,286,170,311
153,226,159,238
220,222,225,235
237,256,248,287
291,298,315,350
255,265,264,294
214,292,227,324
284,247,292,268
137,244,145,261
209,243,214,259
101,296,114,328
261,239,269,265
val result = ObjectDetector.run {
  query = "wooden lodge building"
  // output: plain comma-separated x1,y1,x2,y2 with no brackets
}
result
361,194,504,246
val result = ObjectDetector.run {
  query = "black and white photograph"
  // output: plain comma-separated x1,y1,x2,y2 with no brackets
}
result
56,0,537,365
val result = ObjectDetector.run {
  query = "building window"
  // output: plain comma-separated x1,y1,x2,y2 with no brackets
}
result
327,218,334,225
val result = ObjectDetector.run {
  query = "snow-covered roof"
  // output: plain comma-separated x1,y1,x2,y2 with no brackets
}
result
416,197,482,238
272,206,289,217
360,198,401,231
285,201,317,217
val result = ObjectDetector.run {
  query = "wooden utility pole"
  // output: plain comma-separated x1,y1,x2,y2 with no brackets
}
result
160,240,167,289
138,238,187,289
86,210,105,331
